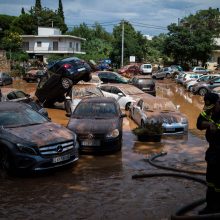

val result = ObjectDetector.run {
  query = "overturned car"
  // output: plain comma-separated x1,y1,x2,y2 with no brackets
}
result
35,57,92,107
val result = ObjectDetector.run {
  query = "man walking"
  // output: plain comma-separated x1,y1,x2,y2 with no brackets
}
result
197,92,220,214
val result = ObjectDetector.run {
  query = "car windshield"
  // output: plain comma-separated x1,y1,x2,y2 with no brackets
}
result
72,86,103,97
143,100,176,111
73,102,118,118
0,108,48,127
120,86,145,95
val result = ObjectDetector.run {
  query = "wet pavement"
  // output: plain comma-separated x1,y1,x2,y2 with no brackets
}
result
0,79,208,219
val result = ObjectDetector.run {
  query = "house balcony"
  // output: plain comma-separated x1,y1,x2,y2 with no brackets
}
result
23,47,85,55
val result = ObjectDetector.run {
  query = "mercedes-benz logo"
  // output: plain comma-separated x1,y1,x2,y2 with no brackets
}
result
57,145,63,153
87,133,94,139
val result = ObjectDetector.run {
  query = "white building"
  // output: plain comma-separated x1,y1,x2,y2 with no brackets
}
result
21,27,86,63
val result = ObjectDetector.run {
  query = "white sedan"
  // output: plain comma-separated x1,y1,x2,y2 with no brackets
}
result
130,97,188,135
99,84,153,110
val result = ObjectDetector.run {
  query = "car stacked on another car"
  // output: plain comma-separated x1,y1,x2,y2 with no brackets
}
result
0,72,13,86
128,76,156,96
67,97,126,153
129,97,188,135
35,57,92,107
0,102,79,174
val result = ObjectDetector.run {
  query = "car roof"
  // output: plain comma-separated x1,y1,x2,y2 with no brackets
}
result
0,101,28,111
79,96,117,104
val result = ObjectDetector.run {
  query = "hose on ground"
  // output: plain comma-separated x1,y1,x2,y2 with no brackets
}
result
132,152,220,219
144,152,205,175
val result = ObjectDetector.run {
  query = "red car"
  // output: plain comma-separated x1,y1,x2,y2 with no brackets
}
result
118,64,140,77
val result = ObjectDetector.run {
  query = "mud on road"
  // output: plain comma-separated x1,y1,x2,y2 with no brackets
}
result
0,79,208,220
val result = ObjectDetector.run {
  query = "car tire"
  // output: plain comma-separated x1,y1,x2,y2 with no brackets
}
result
125,102,131,111
188,86,193,92
61,78,73,89
0,146,14,175
198,88,208,96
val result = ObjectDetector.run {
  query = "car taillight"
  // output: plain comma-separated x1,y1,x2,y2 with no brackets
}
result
63,64,72,69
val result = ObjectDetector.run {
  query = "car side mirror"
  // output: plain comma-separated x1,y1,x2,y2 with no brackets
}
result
66,96,71,100
118,92,124,97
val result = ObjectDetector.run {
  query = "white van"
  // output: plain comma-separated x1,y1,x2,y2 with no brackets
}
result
140,64,152,75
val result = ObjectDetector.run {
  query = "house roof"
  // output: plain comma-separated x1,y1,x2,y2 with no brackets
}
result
21,35,86,41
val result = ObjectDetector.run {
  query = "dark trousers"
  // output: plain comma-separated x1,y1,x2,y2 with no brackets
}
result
206,158,220,211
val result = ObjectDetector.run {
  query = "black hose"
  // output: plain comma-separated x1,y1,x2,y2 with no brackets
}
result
132,152,220,219
145,152,206,175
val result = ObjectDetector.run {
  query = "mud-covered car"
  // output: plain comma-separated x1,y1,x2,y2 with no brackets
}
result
0,102,79,174
23,69,47,83
129,97,188,135
64,84,104,116
35,57,92,107
0,88,48,118
67,97,126,153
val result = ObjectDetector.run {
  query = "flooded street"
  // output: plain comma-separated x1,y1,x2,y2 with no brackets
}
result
0,79,209,219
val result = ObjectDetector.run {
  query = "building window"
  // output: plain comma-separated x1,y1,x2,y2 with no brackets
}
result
23,42,29,50
69,42,72,48
37,41,42,47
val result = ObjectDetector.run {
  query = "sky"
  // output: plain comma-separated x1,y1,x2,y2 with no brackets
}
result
0,0,219,36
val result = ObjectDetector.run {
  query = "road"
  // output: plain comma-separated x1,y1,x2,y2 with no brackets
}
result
0,79,208,220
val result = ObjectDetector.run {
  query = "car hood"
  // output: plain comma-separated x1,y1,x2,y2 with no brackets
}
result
4,122,74,146
143,110,187,124
67,118,119,134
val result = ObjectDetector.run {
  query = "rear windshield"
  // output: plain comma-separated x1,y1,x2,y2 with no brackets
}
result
73,102,118,118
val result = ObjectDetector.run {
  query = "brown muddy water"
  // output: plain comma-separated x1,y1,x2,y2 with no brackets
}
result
0,79,208,220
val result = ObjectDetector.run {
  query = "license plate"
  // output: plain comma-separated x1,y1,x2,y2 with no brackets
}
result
142,87,150,90
166,127,175,131
52,154,70,163
81,139,100,146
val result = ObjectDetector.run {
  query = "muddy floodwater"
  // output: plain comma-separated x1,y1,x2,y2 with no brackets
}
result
0,79,209,219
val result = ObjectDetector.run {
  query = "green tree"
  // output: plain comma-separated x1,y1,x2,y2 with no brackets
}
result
58,0,64,21
35,0,42,14
1,31,22,52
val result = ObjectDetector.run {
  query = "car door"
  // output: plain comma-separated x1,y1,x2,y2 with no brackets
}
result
209,77,220,90
132,99,143,125
98,72,109,83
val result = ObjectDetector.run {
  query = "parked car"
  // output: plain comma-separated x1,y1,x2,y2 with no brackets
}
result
140,63,152,75
64,83,104,116
129,97,188,135
0,102,79,174
23,69,47,83
152,67,174,79
182,73,203,87
192,76,220,96
118,64,140,77
99,83,153,110
0,72,13,86
67,97,126,153
0,88,49,118
186,74,220,92
35,57,92,107
96,71,129,84
192,66,211,74
128,76,156,96
212,86,220,97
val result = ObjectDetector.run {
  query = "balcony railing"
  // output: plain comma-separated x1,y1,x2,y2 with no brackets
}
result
23,46,83,53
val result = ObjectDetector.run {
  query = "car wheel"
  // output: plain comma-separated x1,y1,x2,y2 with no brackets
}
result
198,88,208,96
141,120,145,128
189,86,193,92
125,102,131,111
61,78,73,89
0,146,14,175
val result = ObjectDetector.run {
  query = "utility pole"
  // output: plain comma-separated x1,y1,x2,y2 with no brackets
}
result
121,19,124,67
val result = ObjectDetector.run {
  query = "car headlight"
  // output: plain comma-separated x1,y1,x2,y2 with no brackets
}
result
106,129,119,138
16,143,38,155
181,117,188,124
